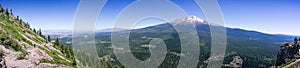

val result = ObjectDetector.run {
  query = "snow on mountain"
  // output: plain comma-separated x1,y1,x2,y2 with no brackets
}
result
172,16,206,24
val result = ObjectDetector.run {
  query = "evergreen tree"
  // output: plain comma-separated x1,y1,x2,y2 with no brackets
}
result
33,29,36,34
0,5,3,12
10,9,12,13
36,31,39,36
60,43,65,54
19,19,23,25
9,9,12,15
47,35,51,42
26,22,30,28
38,28,42,36
55,38,59,45
5,8,8,15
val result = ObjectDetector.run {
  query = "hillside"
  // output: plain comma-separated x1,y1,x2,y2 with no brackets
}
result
0,5,76,68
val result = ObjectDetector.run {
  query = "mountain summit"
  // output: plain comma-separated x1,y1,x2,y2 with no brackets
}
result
172,16,206,25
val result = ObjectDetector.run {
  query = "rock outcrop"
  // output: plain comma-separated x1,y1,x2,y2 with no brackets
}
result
276,38,300,66
223,56,243,67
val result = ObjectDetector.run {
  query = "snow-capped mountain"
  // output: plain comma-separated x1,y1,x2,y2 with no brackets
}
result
172,16,207,25
172,16,224,26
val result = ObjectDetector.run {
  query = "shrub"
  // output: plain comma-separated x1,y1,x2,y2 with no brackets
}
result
17,51,27,60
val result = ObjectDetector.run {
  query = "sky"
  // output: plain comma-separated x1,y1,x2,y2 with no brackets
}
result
0,0,300,36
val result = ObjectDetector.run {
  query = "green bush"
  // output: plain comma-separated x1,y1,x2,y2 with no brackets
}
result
0,33,23,52
40,58,55,64
17,51,27,60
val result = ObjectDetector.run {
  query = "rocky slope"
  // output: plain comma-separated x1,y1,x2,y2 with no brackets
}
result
0,5,75,68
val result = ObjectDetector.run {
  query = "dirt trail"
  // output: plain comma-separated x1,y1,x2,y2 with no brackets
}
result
282,59,300,68
20,32,40,45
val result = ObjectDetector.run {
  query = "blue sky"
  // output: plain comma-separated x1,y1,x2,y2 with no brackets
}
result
0,0,300,36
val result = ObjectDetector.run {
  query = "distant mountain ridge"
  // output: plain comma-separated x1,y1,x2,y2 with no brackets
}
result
52,16,298,67
126,16,296,67
96,28,128,32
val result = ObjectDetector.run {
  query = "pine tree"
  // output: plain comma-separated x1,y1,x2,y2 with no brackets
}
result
60,43,65,53
19,19,23,27
47,35,51,42
9,9,12,15
0,5,3,12
26,22,30,28
55,38,59,45
10,9,12,13
33,29,36,34
5,8,9,15
38,28,42,36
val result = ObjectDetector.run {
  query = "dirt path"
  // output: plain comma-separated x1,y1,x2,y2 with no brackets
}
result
282,59,300,68
20,32,40,45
